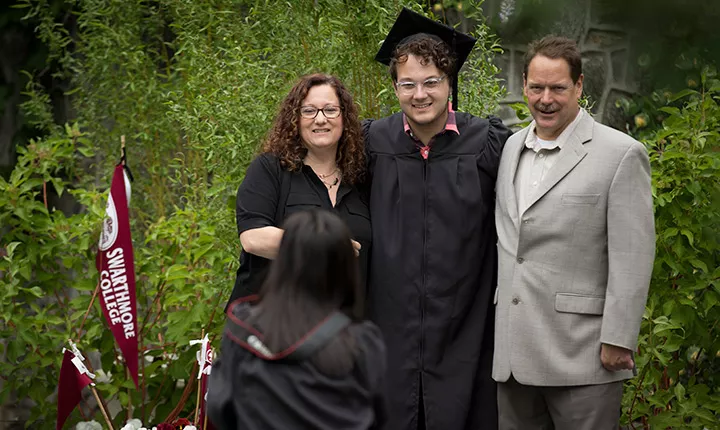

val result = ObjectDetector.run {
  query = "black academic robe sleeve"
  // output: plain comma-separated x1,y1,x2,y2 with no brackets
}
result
235,153,282,235
478,115,512,179
361,118,375,185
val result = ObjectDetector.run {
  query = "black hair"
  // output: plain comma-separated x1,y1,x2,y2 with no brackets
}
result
250,209,362,376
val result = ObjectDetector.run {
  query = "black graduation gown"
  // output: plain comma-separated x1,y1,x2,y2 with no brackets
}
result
207,301,388,430
363,112,510,430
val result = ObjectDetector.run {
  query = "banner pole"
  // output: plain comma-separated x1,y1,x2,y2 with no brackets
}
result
90,385,115,430
120,135,126,166
194,329,205,424
75,279,101,340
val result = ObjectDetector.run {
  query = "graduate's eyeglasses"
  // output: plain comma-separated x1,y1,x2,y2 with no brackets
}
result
299,105,342,119
395,75,447,95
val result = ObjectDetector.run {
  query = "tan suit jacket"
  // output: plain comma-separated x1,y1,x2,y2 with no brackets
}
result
493,110,655,386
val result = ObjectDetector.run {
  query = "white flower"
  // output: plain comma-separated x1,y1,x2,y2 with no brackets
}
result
183,426,198,430
120,418,143,430
75,421,103,430
176,378,186,388
94,368,112,383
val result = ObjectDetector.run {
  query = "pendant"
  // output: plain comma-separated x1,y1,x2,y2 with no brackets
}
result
324,177,339,189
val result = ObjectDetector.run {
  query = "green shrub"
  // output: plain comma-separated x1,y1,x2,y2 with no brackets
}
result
621,66,720,429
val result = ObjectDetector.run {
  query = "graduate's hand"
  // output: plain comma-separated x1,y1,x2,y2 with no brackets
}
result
601,343,634,371
351,240,361,257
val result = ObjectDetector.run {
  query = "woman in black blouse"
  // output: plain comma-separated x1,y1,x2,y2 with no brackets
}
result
227,73,371,312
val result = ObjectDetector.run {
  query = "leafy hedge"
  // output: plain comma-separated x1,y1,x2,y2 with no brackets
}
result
620,67,720,428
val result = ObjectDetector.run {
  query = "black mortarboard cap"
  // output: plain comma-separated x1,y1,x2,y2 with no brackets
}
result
375,7,477,110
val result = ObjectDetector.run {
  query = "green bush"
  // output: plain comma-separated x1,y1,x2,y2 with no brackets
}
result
1,0,504,427
621,67,720,428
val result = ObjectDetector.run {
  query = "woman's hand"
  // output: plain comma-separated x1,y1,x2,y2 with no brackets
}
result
351,239,361,257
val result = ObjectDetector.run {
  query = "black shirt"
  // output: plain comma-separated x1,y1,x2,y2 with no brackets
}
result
227,153,371,307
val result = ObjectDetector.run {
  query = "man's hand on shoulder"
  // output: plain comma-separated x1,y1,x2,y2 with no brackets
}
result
600,343,634,371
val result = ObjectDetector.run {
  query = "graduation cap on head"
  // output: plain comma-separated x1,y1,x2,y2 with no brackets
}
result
375,7,477,110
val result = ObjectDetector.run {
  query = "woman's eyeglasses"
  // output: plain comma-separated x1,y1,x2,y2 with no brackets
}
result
299,105,342,119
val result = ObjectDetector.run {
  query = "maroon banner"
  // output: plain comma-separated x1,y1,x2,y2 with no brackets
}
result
57,350,93,430
96,164,138,387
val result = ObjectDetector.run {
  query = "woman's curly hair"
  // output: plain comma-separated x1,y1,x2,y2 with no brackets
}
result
262,74,366,185
389,34,456,86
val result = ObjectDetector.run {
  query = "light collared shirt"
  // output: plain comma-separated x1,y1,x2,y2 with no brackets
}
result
515,109,585,214
403,102,459,159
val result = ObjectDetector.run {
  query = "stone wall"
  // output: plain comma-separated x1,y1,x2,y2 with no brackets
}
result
484,0,638,130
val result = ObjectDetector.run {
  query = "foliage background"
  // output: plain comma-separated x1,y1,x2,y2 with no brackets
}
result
618,68,720,429
0,0,504,428
1,0,719,429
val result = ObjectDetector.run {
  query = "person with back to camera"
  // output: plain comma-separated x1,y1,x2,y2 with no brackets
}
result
225,73,371,312
208,209,387,430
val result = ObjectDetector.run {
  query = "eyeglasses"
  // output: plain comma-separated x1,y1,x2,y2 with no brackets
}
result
299,105,342,119
395,75,447,95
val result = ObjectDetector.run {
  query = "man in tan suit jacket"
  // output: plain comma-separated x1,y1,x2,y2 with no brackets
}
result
493,36,655,429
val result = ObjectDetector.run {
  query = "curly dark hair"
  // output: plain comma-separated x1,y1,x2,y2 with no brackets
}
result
389,34,457,85
262,74,365,185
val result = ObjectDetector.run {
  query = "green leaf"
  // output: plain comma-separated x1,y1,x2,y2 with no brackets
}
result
165,264,191,282
674,382,686,400
51,178,65,197
702,291,718,314
193,243,216,264
658,106,681,116
17,265,32,281
120,379,137,389
22,286,44,298
680,229,694,246
662,227,679,239
692,407,718,423
669,88,698,102
660,150,686,161
5,242,21,258
688,259,708,273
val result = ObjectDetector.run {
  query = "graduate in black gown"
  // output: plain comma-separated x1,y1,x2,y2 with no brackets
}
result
362,9,511,430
